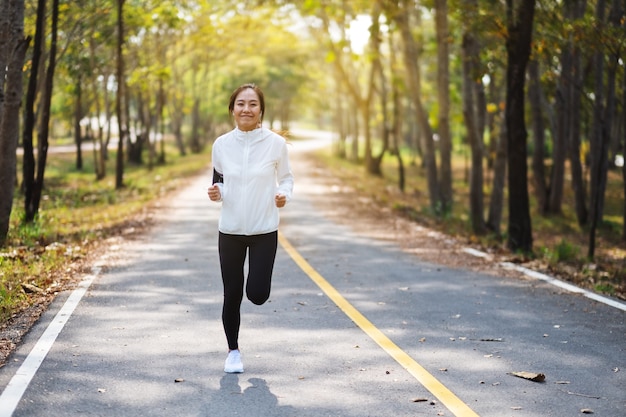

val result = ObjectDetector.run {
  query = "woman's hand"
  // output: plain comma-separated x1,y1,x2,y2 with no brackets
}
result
275,193,287,208
208,184,222,201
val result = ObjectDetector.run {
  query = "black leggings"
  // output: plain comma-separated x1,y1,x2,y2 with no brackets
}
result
218,231,278,351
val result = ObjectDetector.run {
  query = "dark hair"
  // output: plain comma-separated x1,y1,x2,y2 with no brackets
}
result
228,83,265,120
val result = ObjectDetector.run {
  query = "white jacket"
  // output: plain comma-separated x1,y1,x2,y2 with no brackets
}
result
211,127,294,235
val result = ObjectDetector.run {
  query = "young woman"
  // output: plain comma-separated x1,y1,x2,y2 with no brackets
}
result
207,83,294,373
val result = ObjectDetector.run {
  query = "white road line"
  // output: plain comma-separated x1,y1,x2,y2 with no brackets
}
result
461,247,626,312
0,267,101,417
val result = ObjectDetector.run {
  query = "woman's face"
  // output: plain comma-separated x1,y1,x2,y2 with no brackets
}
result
233,88,262,132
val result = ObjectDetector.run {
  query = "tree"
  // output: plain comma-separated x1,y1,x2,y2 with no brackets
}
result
0,0,29,245
460,0,487,234
115,0,126,189
564,0,588,227
623,35,626,242
393,0,440,214
27,0,60,222
313,1,382,173
22,0,46,221
588,0,623,258
434,0,453,213
505,0,535,253
527,57,549,214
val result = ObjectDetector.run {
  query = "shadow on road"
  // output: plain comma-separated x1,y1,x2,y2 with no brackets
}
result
205,375,298,416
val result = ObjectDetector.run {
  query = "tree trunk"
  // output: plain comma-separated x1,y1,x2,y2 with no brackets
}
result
74,78,84,170
588,0,606,258
527,59,548,214
462,29,486,235
22,0,45,221
26,0,59,222
190,97,201,154
505,0,535,253
0,0,29,246
487,116,507,234
622,27,626,241
568,0,588,226
88,26,106,180
373,45,388,177
115,0,129,190
589,0,620,258
334,79,347,159
367,0,388,176
435,0,452,213
157,78,166,164
388,31,405,192
364,0,382,175
394,0,440,213
350,109,359,162
486,70,501,171
622,52,626,241
549,46,569,215
103,74,113,161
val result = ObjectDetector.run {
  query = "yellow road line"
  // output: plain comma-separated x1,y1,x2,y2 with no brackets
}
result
278,231,480,417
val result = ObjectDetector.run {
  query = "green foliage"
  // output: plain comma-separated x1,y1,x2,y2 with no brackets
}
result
594,283,615,295
541,239,580,264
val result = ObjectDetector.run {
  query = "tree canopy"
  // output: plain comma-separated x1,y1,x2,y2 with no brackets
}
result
0,0,624,260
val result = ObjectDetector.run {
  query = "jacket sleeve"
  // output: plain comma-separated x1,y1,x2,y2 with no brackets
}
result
276,141,294,202
211,142,224,201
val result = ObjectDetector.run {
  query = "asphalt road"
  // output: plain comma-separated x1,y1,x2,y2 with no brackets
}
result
0,131,624,417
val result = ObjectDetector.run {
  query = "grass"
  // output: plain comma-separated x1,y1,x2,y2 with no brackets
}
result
309,142,625,298
0,142,212,323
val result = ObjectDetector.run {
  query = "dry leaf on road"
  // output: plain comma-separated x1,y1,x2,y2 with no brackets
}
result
507,371,546,382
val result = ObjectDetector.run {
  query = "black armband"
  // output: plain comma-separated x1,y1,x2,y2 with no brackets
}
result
213,169,224,184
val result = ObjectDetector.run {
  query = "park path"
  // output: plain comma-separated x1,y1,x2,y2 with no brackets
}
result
0,129,624,417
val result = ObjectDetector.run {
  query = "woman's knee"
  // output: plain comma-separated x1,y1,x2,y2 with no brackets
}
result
247,289,270,305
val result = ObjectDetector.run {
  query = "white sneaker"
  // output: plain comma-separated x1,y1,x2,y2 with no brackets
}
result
224,350,244,373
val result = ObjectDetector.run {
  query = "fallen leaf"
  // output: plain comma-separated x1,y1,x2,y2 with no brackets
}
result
581,409,594,414
507,371,546,382
22,283,44,294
